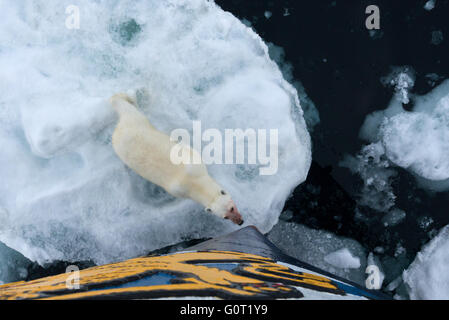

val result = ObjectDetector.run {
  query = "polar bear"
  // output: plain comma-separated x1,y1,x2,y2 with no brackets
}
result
109,93,244,225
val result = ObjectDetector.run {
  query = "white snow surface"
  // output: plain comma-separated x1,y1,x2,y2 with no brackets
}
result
424,0,436,11
0,0,311,265
324,248,361,269
404,225,449,299
380,67,415,104
360,77,449,190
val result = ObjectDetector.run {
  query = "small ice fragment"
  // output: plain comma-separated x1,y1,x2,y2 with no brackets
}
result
264,11,272,19
374,247,385,254
431,30,443,45
386,276,402,291
424,0,436,11
382,209,406,227
324,248,361,269
394,244,406,258
380,66,415,104
418,216,434,230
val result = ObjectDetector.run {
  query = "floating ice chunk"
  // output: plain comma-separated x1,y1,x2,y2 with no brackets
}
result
374,247,385,254
394,243,407,258
268,221,366,284
386,276,402,292
403,225,449,299
264,11,272,19
431,30,444,45
380,67,415,104
358,67,414,142
0,0,311,266
380,91,449,181
324,248,361,269
418,216,435,231
382,209,406,227
355,76,449,192
424,0,436,11
340,142,397,212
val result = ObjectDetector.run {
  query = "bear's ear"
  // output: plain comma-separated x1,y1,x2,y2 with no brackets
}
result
205,208,212,213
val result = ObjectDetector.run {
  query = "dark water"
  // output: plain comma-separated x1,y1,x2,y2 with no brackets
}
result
216,0,449,289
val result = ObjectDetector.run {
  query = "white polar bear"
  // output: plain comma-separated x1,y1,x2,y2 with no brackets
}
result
109,93,243,225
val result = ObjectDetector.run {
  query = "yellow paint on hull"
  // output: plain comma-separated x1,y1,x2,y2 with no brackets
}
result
0,250,345,300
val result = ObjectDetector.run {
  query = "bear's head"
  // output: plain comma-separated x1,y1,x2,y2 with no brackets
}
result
207,190,243,226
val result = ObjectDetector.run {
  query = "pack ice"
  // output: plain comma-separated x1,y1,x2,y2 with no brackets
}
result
404,225,449,299
0,0,311,266
360,73,449,192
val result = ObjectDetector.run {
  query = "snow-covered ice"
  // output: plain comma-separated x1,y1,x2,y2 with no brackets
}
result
0,0,311,267
267,43,320,131
403,225,449,299
375,80,449,185
424,0,436,11
380,66,415,105
324,248,361,269
347,69,449,195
